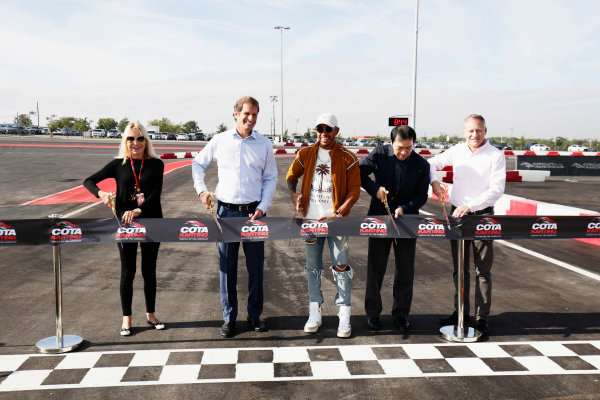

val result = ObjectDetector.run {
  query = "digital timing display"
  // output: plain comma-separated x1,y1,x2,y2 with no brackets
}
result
388,117,409,126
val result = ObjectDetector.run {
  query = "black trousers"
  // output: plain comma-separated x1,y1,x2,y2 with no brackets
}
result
364,237,416,319
117,242,161,316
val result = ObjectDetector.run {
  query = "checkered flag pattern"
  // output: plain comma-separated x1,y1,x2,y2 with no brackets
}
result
1,341,599,392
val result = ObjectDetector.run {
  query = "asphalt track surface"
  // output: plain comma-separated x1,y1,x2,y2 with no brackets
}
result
0,136,599,399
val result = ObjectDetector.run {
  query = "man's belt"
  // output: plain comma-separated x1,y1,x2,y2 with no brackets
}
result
218,200,260,211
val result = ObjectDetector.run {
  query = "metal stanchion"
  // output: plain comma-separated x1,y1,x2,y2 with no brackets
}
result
440,239,482,342
36,214,83,353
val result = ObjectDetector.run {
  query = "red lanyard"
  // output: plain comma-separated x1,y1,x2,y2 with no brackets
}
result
130,157,144,193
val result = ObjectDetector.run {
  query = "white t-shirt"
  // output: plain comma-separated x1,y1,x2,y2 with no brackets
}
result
305,147,334,219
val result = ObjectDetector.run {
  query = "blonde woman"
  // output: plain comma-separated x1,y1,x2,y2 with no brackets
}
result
84,121,165,336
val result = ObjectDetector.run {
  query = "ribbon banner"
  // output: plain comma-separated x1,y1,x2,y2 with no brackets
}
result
1,215,599,246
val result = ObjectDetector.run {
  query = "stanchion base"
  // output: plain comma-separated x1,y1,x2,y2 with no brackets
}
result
36,335,83,354
440,325,482,343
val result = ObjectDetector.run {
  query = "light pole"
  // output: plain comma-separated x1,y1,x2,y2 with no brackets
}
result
274,25,290,142
411,0,419,130
270,95,278,139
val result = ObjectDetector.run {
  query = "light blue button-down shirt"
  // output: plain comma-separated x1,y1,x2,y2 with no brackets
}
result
192,129,278,213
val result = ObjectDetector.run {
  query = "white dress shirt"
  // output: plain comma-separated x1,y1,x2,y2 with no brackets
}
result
428,140,506,212
192,129,278,212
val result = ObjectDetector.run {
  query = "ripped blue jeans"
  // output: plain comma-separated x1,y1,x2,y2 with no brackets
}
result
304,236,352,307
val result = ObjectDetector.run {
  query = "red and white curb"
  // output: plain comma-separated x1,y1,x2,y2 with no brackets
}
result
433,170,550,183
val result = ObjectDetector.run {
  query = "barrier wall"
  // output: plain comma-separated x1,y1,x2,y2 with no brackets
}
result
517,155,600,176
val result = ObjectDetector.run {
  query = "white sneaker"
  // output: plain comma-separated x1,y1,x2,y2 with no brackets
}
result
304,302,322,333
337,305,352,338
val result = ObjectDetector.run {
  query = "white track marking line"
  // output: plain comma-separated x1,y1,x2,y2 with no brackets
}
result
497,240,600,282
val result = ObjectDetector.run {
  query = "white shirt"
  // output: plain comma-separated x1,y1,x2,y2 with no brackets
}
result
306,147,334,219
192,129,278,212
428,141,506,212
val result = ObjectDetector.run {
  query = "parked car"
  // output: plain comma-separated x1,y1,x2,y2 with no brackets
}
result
147,132,160,140
106,129,120,138
493,143,512,150
26,126,42,135
54,128,70,135
193,132,205,141
567,144,588,152
160,133,168,140
530,144,550,151
166,133,176,140
91,129,105,138
176,133,189,141
342,140,356,146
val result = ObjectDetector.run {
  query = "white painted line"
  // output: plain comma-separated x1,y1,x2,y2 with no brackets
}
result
201,348,238,364
273,347,311,363
339,345,377,361
55,352,102,369
446,358,493,375
130,350,171,367
79,366,128,385
236,363,274,380
159,365,201,383
62,201,103,218
530,342,577,357
377,359,422,376
0,355,28,371
0,370,51,389
497,240,600,282
402,344,444,359
310,361,351,378
513,356,564,374
466,343,511,358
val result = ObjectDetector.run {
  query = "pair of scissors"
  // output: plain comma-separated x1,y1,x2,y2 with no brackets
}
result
383,193,401,238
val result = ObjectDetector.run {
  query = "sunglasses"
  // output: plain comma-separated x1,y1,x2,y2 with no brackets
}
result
316,125,334,133
126,136,145,143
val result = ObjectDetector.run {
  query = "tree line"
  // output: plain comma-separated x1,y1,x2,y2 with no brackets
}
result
13,114,228,135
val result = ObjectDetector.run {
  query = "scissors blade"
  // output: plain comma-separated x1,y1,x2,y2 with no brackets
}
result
209,194,223,233
288,196,301,247
109,194,122,228
384,194,401,236
439,185,451,226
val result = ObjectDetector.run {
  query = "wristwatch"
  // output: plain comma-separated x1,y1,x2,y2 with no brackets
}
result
334,211,341,218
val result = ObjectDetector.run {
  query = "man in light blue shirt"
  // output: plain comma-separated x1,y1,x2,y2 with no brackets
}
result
192,96,278,337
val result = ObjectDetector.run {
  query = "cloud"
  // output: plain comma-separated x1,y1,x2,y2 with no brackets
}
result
1,0,599,139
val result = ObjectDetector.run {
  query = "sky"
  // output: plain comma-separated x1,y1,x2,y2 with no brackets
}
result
1,0,600,140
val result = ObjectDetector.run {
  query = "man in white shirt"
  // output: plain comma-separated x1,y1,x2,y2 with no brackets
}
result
192,96,278,338
429,114,506,336
286,113,361,338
